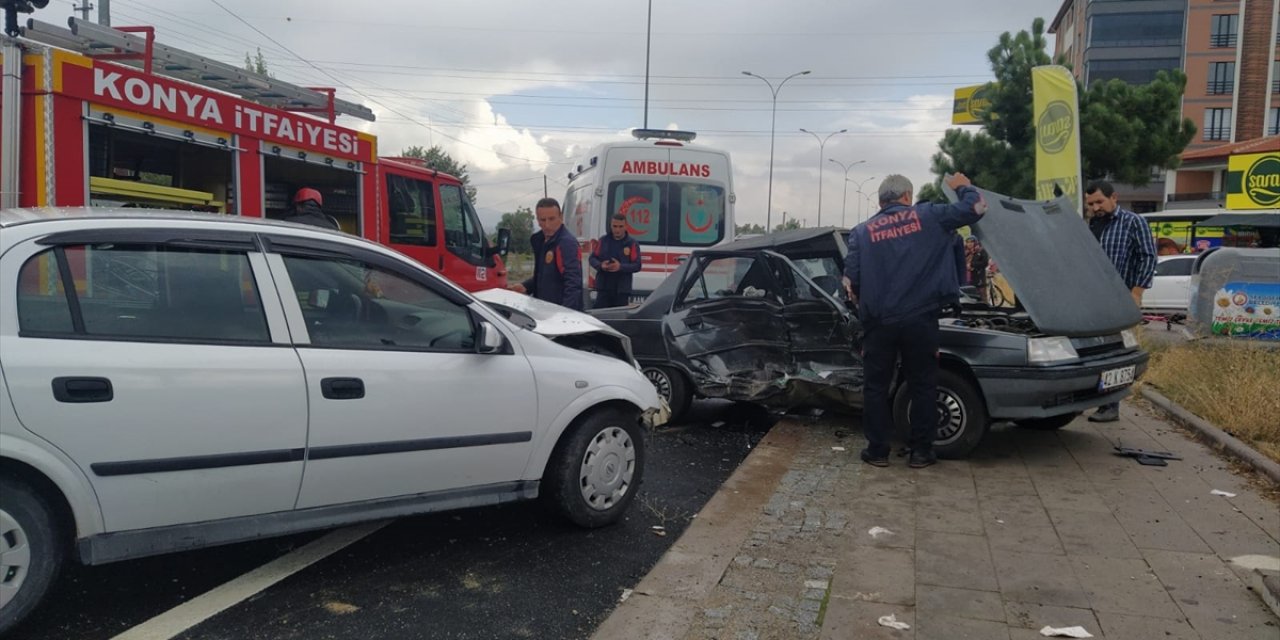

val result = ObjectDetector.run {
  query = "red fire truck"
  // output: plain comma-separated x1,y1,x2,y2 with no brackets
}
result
1,17,508,291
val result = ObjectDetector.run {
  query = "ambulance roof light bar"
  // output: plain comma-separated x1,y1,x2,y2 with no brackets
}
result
631,128,696,143
21,17,375,123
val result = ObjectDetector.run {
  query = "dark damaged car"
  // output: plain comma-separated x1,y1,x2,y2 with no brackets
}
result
589,188,1150,458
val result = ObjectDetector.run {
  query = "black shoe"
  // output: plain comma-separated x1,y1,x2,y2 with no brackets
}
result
908,449,937,469
860,448,889,467
1088,404,1120,423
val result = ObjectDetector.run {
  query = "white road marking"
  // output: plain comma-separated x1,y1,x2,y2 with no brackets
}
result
111,520,390,640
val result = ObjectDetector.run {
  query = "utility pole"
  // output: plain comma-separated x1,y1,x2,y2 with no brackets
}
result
74,2,94,21
98,0,109,26
742,70,811,233
799,128,847,227
543,175,548,198
642,0,652,128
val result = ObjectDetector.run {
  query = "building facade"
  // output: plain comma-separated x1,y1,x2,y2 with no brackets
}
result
1049,0,1280,210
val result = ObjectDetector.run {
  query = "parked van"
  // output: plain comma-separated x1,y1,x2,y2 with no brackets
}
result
562,130,735,304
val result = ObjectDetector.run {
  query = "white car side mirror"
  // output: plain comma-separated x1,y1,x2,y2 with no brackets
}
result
477,321,506,354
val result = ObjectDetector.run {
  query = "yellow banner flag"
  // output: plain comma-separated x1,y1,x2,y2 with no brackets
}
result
1226,151,1280,210
1032,66,1082,214
951,84,992,125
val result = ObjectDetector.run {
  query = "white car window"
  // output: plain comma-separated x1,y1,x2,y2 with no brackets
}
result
280,255,476,350
17,245,269,343
1156,257,1194,277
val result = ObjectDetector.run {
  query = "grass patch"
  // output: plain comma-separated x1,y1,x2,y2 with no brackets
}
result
1142,337,1280,463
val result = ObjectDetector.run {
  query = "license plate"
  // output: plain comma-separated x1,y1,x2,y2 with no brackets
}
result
1098,365,1136,391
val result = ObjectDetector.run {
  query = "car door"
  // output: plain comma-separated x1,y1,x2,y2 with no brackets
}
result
1149,256,1195,309
662,253,793,398
0,230,307,532
769,253,860,362
263,237,538,509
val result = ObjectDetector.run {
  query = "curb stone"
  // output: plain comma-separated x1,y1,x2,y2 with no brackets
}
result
1138,386,1280,486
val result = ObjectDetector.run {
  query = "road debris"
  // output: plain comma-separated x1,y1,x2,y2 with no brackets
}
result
651,525,667,537
832,446,846,452
1113,444,1181,466
877,614,910,630
620,588,633,602
1210,489,1237,498
867,526,895,539
323,601,360,615
1038,625,1093,638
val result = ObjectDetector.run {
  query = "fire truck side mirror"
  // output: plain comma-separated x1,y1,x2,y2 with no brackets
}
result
493,228,512,259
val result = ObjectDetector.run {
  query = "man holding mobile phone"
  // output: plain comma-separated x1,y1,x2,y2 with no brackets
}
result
590,213,643,308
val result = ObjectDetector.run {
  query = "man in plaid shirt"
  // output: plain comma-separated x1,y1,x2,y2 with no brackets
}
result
1083,180,1156,422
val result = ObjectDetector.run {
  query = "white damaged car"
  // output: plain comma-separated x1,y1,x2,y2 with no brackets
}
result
0,208,666,634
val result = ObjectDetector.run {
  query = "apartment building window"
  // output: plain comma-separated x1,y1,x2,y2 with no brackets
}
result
1210,15,1238,47
1086,58,1181,85
1207,62,1235,94
1274,60,1280,93
1203,108,1232,141
1269,108,1280,136
1089,12,1183,48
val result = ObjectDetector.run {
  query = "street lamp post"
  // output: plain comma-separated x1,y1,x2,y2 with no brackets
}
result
853,175,878,224
742,70,810,233
799,128,847,227
829,158,865,228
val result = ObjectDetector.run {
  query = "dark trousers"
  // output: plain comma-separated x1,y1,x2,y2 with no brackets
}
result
593,288,630,309
861,310,941,457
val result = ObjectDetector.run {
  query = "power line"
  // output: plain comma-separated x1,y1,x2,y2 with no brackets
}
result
205,0,568,166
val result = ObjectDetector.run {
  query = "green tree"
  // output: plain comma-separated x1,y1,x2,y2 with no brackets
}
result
928,18,1195,198
916,183,946,203
243,48,272,77
736,223,766,235
400,145,477,202
773,216,802,232
498,206,534,254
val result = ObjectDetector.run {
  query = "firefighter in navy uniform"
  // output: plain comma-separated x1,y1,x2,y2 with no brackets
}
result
843,173,987,469
283,188,341,230
590,213,643,308
510,197,584,310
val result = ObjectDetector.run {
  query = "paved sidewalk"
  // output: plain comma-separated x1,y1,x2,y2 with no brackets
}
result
593,402,1280,639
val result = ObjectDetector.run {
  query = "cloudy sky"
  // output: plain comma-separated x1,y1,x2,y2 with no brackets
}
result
51,0,1056,229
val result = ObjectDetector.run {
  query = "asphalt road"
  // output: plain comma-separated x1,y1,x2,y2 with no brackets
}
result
10,401,776,640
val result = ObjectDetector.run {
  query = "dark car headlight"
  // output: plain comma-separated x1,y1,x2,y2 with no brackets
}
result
1027,336,1078,364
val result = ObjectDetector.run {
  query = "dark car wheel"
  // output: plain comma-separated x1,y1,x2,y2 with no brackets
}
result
542,408,646,528
0,477,65,636
1014,412,1081,430
642,365,691,423
893,368,990,459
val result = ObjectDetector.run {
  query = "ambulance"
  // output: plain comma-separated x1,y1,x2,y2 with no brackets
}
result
1,16,508,291
563,129,735,304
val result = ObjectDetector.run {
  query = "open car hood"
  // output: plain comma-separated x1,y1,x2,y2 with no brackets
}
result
946,185,1141,336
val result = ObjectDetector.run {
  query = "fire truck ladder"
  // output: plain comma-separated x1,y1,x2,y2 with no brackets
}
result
20,16,375,123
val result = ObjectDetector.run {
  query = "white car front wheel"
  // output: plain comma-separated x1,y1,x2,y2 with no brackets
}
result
543,409,646,528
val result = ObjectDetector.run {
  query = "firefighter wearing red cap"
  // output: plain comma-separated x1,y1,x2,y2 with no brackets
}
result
284,187,341,230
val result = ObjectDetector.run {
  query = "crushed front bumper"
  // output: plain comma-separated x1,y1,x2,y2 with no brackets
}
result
642,398,672,428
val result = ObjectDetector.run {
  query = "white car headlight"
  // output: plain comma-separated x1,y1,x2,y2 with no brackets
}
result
1027,336,1078,363
1121,329,1139,350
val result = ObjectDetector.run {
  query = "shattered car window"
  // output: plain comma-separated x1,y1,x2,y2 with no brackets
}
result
792,256,846,300
679,256,771,305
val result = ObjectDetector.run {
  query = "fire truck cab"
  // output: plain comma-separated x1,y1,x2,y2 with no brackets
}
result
2,17,507,291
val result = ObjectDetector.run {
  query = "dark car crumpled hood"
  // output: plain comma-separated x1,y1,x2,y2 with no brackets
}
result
946,185,1142,337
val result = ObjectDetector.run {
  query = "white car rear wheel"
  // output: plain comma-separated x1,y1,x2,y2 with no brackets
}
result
0,477,64,635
